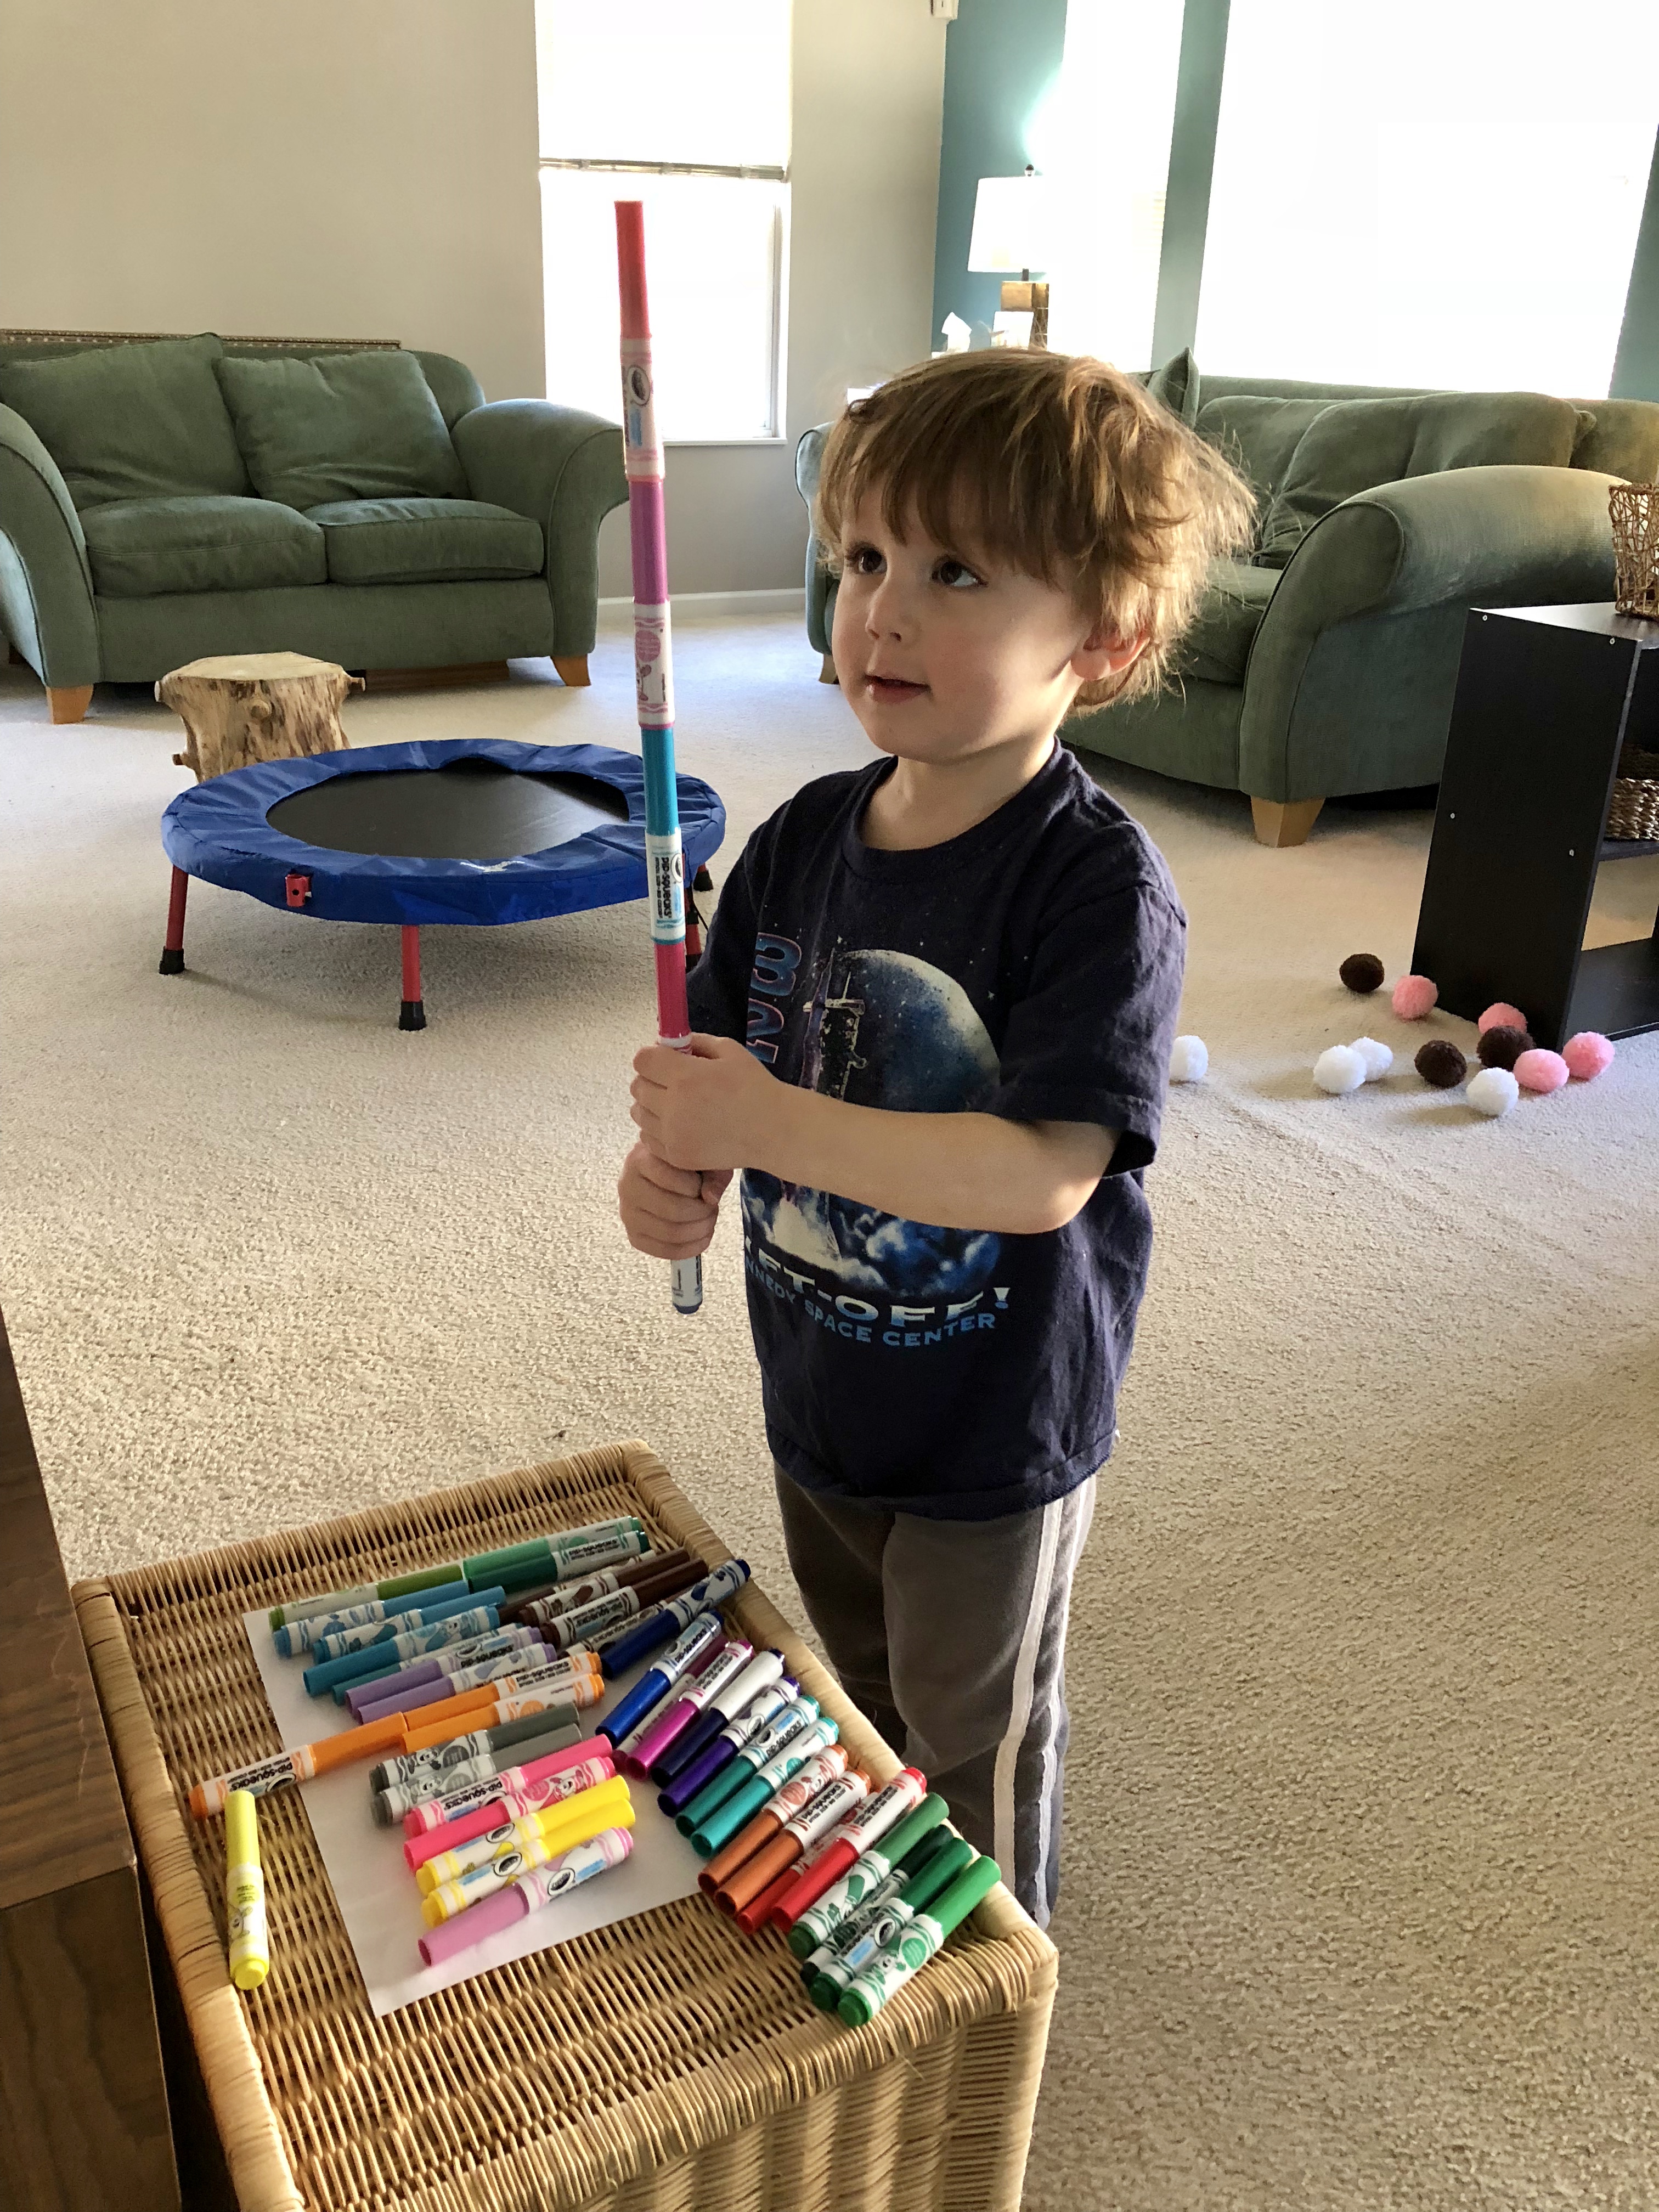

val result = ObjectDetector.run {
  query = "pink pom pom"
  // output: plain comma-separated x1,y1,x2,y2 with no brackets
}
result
1478,1001,1527,1034
1390,974,1438,1020
1562,1031,1615,1081
1514,1048,1569,1094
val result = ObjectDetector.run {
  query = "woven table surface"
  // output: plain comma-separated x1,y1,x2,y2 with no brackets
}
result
75,1441,1056,2212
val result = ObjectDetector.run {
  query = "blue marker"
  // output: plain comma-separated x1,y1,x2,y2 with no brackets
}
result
599,1558,751,1679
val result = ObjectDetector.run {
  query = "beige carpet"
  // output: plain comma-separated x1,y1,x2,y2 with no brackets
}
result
4,616,1658,2211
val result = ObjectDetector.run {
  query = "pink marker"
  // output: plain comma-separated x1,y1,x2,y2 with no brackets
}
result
623,1639,754,1778
417,1826,634,1968
400,1734,613,1837
402,1756,616,1871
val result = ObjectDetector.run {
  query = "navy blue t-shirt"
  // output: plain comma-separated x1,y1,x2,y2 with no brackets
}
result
686,742,1186,1521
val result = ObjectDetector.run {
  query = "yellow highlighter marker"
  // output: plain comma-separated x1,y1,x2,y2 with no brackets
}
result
225,1788,270,1990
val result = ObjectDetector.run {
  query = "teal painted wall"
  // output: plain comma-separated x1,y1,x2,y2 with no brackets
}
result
930,0,1069,347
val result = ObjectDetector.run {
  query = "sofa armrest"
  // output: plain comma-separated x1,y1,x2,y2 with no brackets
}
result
0,404,99,687
451,400,628,659
1240,465,1620,802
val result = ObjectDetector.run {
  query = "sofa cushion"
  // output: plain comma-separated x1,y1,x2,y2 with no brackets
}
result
1146,347,1200,426
213,351,470,509
1258,391,1590,566
1177,558,1279,685
1195,394,1333,558
81,496,326,598
0,335,250,509
306,498,544,584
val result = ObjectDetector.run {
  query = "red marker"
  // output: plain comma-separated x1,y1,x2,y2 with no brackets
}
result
765,1767,927,1933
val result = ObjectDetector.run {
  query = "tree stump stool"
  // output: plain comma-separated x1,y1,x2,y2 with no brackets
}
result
156,653,362,781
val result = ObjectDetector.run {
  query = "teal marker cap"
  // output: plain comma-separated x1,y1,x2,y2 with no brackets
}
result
676,1758,756,1838
463,1537,553,1583
690,1769,771,1858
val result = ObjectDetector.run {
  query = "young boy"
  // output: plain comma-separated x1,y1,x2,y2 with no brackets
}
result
618,348,1251,1925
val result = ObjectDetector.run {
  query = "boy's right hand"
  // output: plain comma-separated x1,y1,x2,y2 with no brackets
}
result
617,1141,732,1261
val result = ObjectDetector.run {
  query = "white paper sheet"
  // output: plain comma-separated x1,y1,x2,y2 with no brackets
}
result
244,1611,706,2016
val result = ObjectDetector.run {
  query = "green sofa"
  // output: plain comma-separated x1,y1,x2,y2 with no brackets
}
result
795,367,1659,844
0,331,628,723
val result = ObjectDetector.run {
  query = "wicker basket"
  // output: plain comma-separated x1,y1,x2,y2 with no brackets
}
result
1609,482,1659,618
1606,742,1659,843
73,1441,1056,2212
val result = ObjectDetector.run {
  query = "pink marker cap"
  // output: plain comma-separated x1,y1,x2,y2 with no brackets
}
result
417,1880,529,1967
402,1754,616,1870
623,1694,699,1778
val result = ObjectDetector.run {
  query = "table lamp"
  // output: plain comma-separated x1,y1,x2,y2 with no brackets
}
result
967,165,1051,348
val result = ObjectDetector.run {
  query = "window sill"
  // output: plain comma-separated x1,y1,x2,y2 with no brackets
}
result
663,435,788,448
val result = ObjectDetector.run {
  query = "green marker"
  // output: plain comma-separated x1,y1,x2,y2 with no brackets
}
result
800,1825,959,1986
268,1563,461,1631
809,1833,974,2009
788,1792,951,1957
837,1853,1002,2028
461,1520,645,1589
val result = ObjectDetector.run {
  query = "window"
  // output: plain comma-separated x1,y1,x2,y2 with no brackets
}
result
1195,0,1659,395
535,0,792,439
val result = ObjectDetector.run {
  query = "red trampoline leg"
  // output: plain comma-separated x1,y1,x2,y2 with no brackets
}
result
399,924,426,1031
159,866,189,974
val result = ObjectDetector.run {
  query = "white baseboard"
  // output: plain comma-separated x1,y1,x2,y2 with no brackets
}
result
598,588,805,618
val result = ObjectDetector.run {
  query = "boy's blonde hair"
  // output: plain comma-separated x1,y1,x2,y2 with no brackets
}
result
814,348,1255,711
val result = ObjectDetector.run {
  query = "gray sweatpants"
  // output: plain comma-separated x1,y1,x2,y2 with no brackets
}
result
773,1464,1096,1927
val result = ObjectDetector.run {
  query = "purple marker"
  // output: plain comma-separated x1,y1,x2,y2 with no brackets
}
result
416,1826,634,1968
658,1678,799,1816
344,1627,544,1716
651,1649,787,1785
352,1638,576,1725
625,1639,755,1778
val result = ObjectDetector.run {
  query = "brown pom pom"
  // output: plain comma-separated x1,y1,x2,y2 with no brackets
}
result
1339,952,1385,994
1414,1039,1468,1089
1476,1023,1532,1071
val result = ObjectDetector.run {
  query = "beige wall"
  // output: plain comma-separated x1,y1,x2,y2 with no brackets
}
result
589,0,951,599
0,0,944,597
0,0,546,404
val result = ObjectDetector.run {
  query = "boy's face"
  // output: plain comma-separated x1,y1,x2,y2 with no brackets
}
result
829,489,1141,768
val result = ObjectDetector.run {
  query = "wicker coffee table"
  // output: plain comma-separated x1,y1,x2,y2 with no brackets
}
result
73,1442,1056,2212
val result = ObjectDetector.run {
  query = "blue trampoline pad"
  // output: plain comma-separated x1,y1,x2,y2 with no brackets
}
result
161,737,725,930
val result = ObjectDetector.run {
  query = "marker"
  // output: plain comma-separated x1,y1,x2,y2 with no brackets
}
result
767,1768,928,1932
224,1790,269,1990
371,1721,585,1824
658,1677,799,1818
403,1755,616,1870
686,1712,834,1855
625,1639,755,1778
301,1602,504,1697
787,1792,951,1957
698,1742,848,1891
501,1548,700,1626
369,1713,579,1799
417,1827,633,1969
400,1735,612,1837
416,1773,633,1891
358,1650,599,1731
268,1563,462,1632
272,1578,473,1656
639,1645,780,1785
343,1627,551,1715
806,1832,973,2007
670,1690,812,1829
837,1853,1003,2026
799,1825,959,1987
597,1611,728,1748
534,1559,714,1656
303,1587,507,1666
399,1684,583,1756
599,1558,751,1679
189,1714,410,1818
461,1520,645,1592
714,1768,871,1919
421,1791,637,1925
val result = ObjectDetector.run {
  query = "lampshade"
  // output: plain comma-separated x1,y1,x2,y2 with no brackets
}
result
967,168,1049,275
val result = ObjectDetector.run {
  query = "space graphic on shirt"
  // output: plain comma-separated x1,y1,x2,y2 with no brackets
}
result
742,940,1009,1336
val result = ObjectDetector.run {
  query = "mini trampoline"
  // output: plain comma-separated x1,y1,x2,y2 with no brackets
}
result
159,738,725,1028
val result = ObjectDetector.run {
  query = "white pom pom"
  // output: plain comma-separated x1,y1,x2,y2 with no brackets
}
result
1313,1044,1366,1095
1467,1065,1519,1118
1169,1035,1208,1083
1348,1036,1393,1082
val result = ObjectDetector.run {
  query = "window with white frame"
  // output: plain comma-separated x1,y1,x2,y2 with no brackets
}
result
1195,0,1659,395
535,0,791,439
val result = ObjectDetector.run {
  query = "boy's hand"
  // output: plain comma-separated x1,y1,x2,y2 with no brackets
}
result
617,1141,732,1261
630,1035,781,1174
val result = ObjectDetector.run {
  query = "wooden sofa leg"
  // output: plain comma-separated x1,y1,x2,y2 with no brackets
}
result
819,653,838,685
48,684,93,725
1251,796,1324,848
553,654,590,688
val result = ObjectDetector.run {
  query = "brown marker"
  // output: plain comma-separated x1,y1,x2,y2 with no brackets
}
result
501,1548,701,1627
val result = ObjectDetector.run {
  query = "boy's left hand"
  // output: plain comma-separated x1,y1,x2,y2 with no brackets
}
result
630,1035,779,1173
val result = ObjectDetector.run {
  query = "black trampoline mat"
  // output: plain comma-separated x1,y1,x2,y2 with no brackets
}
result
266,757,631,861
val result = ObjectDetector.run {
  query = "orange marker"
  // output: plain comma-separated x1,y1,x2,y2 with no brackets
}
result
698,1746,849,1894
714,1769,871,1917
188,1714,408,1818
387,1656,600,1741
401,1686,584,1755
